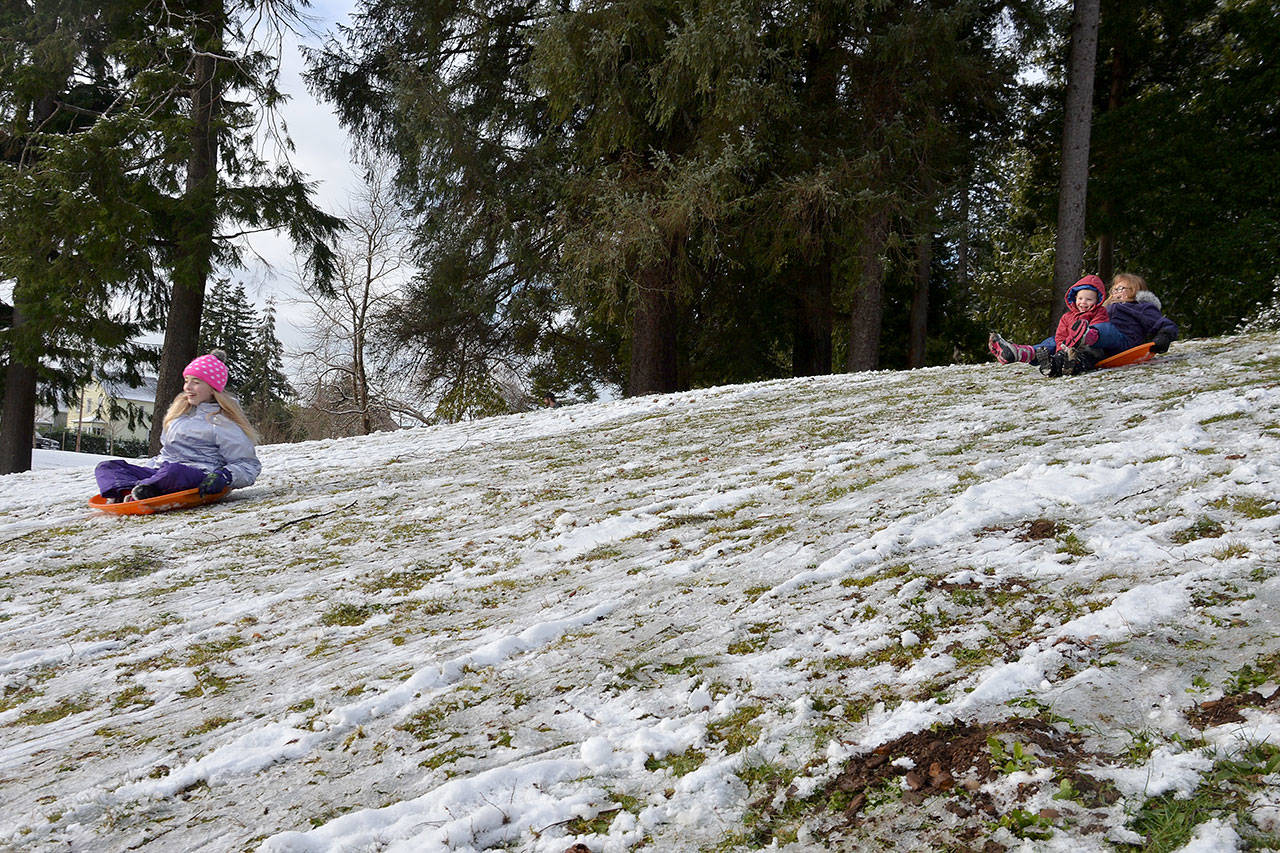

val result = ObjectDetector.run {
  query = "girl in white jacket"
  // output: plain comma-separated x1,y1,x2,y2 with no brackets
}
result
94,350,261,502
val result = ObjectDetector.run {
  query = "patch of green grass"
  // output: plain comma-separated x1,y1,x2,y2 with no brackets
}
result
186,635,247,666
579,544,624,562
87,549,164,583
179,668,235,698
658,656,705,676
1210,495,1278,519
361,566,445,593
724,772,862,851
728,636,767,655
841,563,912,589
996,807,1054,840
1055,532,1091,557
708,705,764,754
951,644,998,670
1198,411,1246,426
1126,742,1280,852
418,745,471,771
399,698,466,742
644,747,706,777
1226,652,1280,695
988,736,1039,773
1118,728,1202,766
1172,518,1226,544
17,696,89,725
183,715,235,737
111,685,152,710
1210,542,1248,560
949,586,984,607
320,603,377,627
0,676,49,712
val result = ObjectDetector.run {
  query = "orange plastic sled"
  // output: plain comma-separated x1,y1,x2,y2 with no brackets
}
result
89,487,229,516
1097,342,1156,369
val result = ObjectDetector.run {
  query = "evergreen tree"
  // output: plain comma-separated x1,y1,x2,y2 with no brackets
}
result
312,0,1037,393
0,0,168,472
1002,0,1277,340
1089,0,1279,333
146,0,343,452
241,297,297,441
2,1,342,470
197,278,259,390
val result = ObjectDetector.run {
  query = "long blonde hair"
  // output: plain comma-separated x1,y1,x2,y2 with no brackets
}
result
1105,272,1150,306
161,388,260,444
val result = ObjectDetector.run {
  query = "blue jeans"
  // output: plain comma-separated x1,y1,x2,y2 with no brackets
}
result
1089,322,1133,356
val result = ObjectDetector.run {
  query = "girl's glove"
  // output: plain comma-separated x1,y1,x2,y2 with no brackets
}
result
199,468,231,496
1151,330,1174,354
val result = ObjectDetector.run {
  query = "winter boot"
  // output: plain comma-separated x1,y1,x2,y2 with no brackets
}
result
1034,346,1054,375
130,483,159,501
1070,345,1104,375
1048,349,1069,377
989,333,1034,364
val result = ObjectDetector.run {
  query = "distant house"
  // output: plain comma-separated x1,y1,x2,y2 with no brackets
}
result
35,405,67,435
68,377,158,450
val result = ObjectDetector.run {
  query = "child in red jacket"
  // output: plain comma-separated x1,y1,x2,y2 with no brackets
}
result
989,275,1110,373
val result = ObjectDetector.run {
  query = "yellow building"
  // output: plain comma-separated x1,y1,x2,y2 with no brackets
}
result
68,378,158,452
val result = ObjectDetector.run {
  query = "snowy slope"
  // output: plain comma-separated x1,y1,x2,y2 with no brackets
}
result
0,333,1277,852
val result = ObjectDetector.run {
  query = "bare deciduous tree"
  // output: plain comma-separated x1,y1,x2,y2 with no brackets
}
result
294,162,423,438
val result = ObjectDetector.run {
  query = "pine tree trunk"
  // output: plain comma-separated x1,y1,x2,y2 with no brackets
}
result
627,239,680,396
0,93,58,474
1096,47,1127,286
0,302,37,474
149,0,223,452
792,255,833,377
1096,232,1114,284
1051,0,1101,330
907,233,932,369
846,209,890,372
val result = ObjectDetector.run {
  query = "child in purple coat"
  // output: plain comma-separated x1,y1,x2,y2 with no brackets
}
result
1092,272,1178,357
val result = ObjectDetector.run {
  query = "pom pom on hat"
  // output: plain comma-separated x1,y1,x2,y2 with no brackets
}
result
183,350,229,393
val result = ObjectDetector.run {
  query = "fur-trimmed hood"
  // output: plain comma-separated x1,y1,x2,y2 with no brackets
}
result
1136,289,1163,311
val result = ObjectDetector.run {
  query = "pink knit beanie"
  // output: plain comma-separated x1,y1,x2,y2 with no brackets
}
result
183,351,229,393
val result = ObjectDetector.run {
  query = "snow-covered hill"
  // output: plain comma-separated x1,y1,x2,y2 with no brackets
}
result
1,333,1278,852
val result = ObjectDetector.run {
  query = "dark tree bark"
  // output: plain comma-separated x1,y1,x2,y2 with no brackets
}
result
627,238,681,396
846,209,890,372
1051,0,1101,329
790,25,838,380
149,0,222,452
0,94,56,474
0,303,36,474
907,233,932,369
1096,45,1128,284
792,253,833,377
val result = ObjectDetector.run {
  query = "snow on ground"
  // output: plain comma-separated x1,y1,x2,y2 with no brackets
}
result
0,332,1277,852
30,449,114,470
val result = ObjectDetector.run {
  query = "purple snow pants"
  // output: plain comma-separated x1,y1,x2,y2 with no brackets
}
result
94,460,206,500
